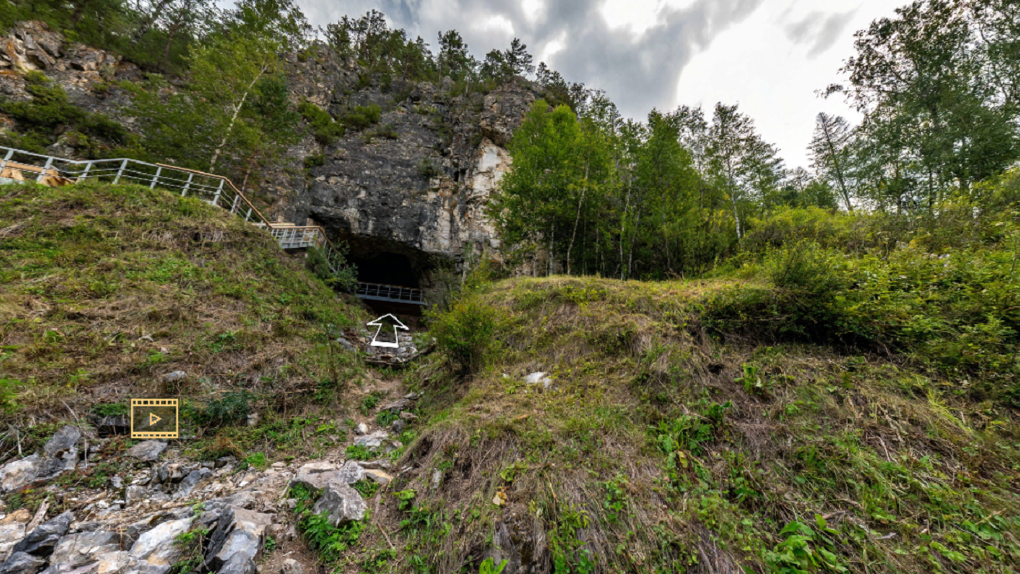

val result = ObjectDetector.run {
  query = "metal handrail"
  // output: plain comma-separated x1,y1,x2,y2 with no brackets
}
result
0,146,348,276
355,282,427,304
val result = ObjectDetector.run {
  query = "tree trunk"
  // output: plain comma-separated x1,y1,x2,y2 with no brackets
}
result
821,119,854,212
209,65,268,172
566,163,589,276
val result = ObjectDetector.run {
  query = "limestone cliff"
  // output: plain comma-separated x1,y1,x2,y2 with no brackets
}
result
0,22,539,284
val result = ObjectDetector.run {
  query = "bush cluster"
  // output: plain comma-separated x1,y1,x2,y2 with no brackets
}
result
0,71,129,155
297,101,345,146
708,179,1020,405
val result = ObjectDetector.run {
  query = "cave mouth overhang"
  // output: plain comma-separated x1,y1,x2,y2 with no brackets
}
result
334,233,447,290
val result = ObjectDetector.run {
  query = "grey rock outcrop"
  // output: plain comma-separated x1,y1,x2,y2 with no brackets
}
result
0,521,26,560
129,516,192,568
126,441,167,462
47,530,120,568
0,551,47,574
204,507,272,574
12,511,73,556
311,480,367,526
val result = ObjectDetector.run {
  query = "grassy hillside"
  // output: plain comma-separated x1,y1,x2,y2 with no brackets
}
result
0,181,369,456
365,274,1020,574
2,180,1018,574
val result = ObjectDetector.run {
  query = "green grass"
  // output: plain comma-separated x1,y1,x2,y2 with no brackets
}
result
0,181,369,458
376,275,1020,574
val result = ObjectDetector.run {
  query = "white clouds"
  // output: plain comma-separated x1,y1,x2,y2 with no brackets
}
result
292,0,900,166
783,9,858,58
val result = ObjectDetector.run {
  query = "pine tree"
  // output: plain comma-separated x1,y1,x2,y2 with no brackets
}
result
809,113,856,212
504,37,534,77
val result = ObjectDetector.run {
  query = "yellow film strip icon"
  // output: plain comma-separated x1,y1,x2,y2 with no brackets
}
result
130,398,179,439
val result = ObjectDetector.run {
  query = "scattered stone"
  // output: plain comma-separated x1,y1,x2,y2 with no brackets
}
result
379,398,410,413
127,441,167,462
354,431,389,450
0,510,30,524
290,463,339,491
43,426,80,459
204,507,273,574
94,415,130,437
161,371,187,383
270,462,285,469
336,461,364,484
399,411,418,420
109,476,123,490
130,516,193,567
0,457,42,493
48,530,119,567
296,462,333,474
125,485,148,506
525,372,554,389
0,551,46,574
312,480,367,526
391,419,407,433
430,469,443,491
281,558,305,574
355,460,392,471
12,511,73,556
0,522,26,560
354,423,368,435
174,468,212,498
363,469,393,486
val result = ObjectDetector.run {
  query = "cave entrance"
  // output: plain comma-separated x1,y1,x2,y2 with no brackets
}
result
342,242,440,323
351,252,420,288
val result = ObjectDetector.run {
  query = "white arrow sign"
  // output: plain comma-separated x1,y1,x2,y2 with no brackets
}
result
366,314,409,348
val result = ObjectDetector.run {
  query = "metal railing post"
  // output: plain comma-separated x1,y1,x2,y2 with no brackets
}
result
230,194,241,214
36,156,55,183
211,179,224,207
181,173,193,197
245,207,252,222
0,149,13,174
150,166,162,189
80,161,93,181
112,159,128,184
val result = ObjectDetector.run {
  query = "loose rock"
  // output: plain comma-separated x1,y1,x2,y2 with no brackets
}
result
312,480,367,526
12,511,73,557
0,551,46,574
127,441,167,462
130,516,193,567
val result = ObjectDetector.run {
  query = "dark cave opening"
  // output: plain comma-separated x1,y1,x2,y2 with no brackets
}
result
349,251,424,288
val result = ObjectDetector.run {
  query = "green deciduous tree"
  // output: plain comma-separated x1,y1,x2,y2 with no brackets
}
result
704,103,785,240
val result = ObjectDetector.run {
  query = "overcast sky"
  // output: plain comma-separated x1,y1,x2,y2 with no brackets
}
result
291,0,903,168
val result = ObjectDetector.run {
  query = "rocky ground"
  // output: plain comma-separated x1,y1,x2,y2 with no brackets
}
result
0,382,420,574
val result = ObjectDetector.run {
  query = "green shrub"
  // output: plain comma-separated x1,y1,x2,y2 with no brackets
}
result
304,154,325,168
429,297,496,375
343,104,381,131
345,444,376,460
0,72,129,150
298,101,345,145
200,391,252,427
305,245,358,293
372,123,398,140
418,158,441,179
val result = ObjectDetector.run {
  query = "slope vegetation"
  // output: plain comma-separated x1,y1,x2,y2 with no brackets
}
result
0,181,368,455
374,275,1019,574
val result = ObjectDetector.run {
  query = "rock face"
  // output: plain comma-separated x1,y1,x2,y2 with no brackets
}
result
277,60,538,275
0,22,541,279
312,480,367,526
12,511,73,556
